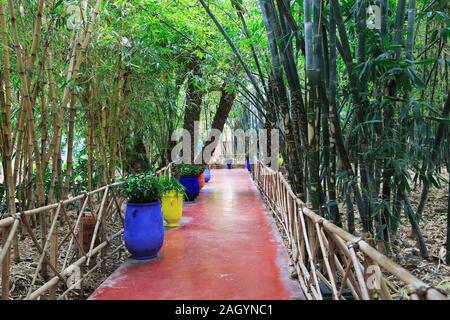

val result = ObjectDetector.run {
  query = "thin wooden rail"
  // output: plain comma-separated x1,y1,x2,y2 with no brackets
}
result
252,160,448,300
0,163,173,300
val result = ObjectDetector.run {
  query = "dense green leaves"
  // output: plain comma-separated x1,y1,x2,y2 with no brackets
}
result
174,164,204,178
119,172,162,203
158,176,186,196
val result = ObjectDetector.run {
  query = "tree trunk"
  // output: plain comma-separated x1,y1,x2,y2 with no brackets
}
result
183,56,204,163
198,81,236,163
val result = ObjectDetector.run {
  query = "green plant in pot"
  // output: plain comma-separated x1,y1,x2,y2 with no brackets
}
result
174,164,203,201
174,163,203,178
120,172,164,260
158,176,186,227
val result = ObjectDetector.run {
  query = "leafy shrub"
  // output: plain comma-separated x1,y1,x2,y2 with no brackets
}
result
72,155,90,194
158,176,186,196
174,164,203,177
119,172,162,203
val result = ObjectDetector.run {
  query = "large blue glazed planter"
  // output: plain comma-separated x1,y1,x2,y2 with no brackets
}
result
204,167,211,183
124,201,164,260
179,176,200,201
246,158,252,172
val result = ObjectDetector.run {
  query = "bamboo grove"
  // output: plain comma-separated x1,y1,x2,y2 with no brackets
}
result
0,0,449,269
198,0,450,263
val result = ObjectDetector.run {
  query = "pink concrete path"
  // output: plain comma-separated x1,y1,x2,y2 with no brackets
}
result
89,169,302,300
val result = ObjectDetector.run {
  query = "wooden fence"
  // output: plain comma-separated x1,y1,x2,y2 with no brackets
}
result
252,160,447,300
0,163,173,300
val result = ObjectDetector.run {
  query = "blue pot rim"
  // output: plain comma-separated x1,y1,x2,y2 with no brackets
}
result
126,200,161,206
180,175,199,179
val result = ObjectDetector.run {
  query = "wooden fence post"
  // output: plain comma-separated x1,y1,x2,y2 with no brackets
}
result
1,226,11,300
49,206,59,299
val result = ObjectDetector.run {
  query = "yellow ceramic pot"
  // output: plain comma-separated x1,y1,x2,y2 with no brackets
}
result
278,155,284,167
161,190,184,227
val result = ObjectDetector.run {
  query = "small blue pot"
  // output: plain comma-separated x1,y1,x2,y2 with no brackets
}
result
246,158,252,172
204,167,211,182
179,176,200,201
226,160,232,169
124,201,164,260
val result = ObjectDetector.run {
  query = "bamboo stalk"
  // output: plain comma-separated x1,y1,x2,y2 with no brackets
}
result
0,0,20,266
49,207,58,299
110,189,124,227
337,259,354,299
20,216,64,282
329,233,362,298
86,186,109,266
332,246,361,299
379,276,393,300
60,204,86,259
326,233,339,295
26,0,45,81
43,0,102,170
297,203,322,299
348,245,370,300
26,203,62,298
315,222,338,299
6,0,46,210
63,95,78,198
1,225,11,300
0,219,19,267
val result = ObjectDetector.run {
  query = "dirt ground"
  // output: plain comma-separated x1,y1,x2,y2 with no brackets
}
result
395,179,449,293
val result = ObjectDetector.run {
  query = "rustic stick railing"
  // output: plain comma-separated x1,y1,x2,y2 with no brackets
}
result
0,163,173,300
252,160,447,300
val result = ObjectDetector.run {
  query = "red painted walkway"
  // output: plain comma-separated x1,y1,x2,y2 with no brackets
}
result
89,169,302,300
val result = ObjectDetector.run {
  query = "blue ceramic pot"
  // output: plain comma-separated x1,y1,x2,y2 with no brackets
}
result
204,167,211,182
179,176,200,201
124,201,164,260
246,158,252,172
